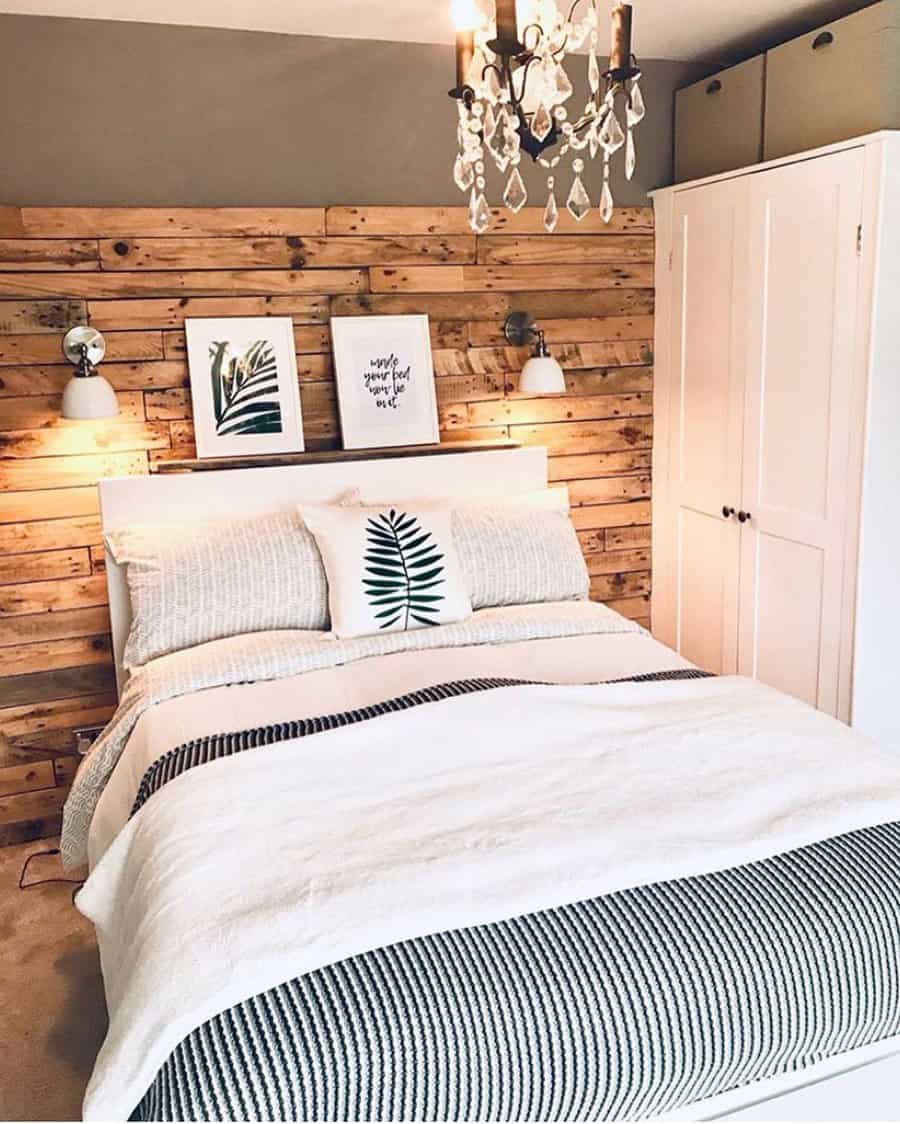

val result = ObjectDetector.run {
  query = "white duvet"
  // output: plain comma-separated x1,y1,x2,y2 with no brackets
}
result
70,607,900,1120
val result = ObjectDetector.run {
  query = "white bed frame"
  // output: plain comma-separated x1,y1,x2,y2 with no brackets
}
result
99,446,550,692
97,445,900,1122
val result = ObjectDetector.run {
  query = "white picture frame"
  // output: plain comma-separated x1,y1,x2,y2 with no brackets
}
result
330,314,440,450
185,316,304,459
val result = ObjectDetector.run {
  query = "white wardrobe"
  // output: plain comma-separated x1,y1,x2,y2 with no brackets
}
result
651,131,900,749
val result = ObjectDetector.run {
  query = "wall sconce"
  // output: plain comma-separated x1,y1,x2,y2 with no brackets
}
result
61,327,119,419
503,311,566,395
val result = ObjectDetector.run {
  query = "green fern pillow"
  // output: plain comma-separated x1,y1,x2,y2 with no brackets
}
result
300,503,472,639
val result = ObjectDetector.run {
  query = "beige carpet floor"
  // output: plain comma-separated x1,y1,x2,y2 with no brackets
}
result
0,838,105,1123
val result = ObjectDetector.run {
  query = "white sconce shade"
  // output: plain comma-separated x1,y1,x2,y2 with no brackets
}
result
61,372,119,419
60,325,119,419
519,355,566,395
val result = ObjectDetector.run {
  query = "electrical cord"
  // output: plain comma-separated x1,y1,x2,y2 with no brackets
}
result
18,847,84,904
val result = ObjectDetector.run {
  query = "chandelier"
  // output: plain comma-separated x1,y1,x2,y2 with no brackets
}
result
450,0,644,232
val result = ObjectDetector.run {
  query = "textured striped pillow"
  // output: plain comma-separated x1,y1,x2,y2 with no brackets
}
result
453,498,590,610
106,510,329,669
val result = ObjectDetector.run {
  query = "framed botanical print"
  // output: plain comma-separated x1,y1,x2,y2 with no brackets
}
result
185,317,304,458
330,314,439,450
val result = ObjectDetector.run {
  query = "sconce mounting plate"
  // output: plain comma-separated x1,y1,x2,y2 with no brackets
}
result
63,325,106,367
503,310,535,348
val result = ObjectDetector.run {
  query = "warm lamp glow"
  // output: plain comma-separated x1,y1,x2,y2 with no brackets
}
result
451,0,481,30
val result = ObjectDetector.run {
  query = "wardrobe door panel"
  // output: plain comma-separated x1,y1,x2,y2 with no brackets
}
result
739,147,864,716
664,178,747,674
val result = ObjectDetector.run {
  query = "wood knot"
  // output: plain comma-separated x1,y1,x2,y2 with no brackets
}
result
286,236,303,249
113,241,130,256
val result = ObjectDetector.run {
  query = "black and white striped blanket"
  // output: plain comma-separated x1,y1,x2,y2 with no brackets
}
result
75,670,900,1121
134,819,900,1121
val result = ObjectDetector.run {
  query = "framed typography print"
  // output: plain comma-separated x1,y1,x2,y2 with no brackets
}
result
330,314,439,450
185,317,304,458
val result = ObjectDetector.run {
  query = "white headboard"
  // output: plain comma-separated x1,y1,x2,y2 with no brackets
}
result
99,446,549,693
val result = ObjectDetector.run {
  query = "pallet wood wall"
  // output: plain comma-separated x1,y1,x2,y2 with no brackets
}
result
0,203,654,846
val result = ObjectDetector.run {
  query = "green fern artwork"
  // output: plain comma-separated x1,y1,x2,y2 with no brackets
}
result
209,339,283,437
363,510,446,631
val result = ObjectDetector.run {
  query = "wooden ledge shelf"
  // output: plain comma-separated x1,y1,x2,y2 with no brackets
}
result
153,439,522,474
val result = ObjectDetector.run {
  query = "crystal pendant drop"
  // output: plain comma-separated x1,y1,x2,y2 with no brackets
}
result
503,167,528,214
627,81,646,126
531,102,553,143
543,179,559,233
588,49,601,94
625,128,636,181
599,110,625,154
599,164,614,224
553,63,574,104
454,154,474,193
468,189,491,234
566,171,591,222
483,103,497,143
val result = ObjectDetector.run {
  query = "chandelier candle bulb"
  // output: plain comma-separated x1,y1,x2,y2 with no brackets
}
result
494,0,520,45
455,29,476,91
609,4,633,76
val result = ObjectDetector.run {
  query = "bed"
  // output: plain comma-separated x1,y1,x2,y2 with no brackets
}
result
64,447,900,1122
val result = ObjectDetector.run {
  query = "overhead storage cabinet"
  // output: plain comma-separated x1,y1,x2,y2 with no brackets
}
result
764,1,900,159
674,56,765,182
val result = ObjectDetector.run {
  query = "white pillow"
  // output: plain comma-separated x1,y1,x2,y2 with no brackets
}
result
106,510,329,668
301,502,473,639
452,497,589,610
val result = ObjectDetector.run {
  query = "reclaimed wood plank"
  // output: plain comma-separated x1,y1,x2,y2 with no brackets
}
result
590,571,651,599
87,294,329,329
0,576,109,617
477,234,654,266
0,787,67,847
100,236,476,271
0,634,111,676
331,288,654,320
0,391,143,429
0,451,146,492
0,421,168,458
569,500,651,531
567,474,651,506
585,547,650,575
468,315,655,347
432,341,651,377
0,299,86,334
161,324,331,360
370,264,653,293
605,524,652,550
0,269,368,298
0,607,111,648
0,664,115,708
562,367,654,396
21,207,326,237
548,449,652,481
0,330,163,366
510,417,653,455
0,549,90,585
0,481,99,519
324,205,652,235
467,393,651,427
0,516,102,554
484,205,653,235
599,593,651,620
0,361,188,396
0,760,56,798
0,692,116,736
0,239,99,272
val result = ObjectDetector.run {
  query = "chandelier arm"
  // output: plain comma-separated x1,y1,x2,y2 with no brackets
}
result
519,22,544,55
512,52,542,115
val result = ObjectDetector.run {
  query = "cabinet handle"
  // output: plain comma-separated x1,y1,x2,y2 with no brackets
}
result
738,510,753,523
722,505,735,518
706,78,723,95
812,31,834,50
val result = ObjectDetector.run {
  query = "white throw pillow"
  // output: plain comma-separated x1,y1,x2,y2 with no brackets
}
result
301,502,473,639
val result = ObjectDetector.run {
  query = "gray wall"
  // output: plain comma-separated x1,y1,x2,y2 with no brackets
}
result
0,14,704,208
